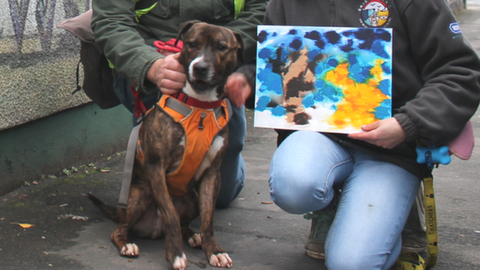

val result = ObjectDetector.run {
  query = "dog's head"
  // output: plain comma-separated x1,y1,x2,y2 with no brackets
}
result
176,20,244,99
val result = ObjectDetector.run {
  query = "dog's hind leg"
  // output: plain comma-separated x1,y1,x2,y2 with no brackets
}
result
111,184,152,257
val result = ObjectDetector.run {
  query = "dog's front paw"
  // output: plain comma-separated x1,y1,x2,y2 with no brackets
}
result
209,253,233,268
120,243,139,257
188,233,202,248
172,253,187,270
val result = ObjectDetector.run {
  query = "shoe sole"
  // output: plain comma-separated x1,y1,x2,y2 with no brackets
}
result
401,246,428,254
305,250,325,260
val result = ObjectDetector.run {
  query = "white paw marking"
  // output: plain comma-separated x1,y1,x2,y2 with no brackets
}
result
188,233,202,247
209,253,233,268
120,243,139,257
172,253,187,270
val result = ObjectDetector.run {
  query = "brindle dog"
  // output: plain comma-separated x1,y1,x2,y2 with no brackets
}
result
88,20,243,270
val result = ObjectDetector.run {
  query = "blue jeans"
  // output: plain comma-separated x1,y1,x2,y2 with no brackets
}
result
269,131,420,270
114,75,246,208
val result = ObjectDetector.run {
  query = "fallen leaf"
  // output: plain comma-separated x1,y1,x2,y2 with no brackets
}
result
10,222,34,229
57,214,89,221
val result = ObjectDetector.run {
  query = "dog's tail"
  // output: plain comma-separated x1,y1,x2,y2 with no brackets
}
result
85,193,120,222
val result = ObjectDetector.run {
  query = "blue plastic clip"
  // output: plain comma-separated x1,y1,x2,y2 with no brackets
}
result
416,146,451,169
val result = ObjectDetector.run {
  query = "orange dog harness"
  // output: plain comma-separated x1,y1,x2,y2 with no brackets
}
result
137,94,231,196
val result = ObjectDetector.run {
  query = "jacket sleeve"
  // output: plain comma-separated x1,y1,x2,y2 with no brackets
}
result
393,0,480,147
222,0,267,65
91,0,162,94
264,0,286,25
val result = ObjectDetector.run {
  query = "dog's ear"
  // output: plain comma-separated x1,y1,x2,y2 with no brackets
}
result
233,31,245,65
175,20,202,46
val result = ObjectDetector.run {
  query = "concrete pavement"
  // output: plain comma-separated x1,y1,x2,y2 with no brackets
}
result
1,3,480,269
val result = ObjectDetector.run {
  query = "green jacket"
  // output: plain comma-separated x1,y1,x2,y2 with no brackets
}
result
91,0,266,95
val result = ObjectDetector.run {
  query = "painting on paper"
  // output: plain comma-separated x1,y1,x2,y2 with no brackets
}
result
255,25,393,133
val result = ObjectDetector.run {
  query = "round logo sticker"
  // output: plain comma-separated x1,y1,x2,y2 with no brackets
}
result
360,0,390,27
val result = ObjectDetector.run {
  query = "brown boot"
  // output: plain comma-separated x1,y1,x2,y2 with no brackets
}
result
402,185,428,254
303,198,338,260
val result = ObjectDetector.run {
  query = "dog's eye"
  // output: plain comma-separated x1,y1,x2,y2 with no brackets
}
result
217,44,228,51
187,42,196,48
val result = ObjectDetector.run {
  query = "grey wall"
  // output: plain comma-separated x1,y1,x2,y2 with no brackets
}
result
0,0,92,130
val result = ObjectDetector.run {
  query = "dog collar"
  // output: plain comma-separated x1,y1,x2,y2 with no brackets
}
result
173,92,224,109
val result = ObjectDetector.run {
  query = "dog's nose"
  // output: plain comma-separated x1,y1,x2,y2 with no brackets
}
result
193,62,209,77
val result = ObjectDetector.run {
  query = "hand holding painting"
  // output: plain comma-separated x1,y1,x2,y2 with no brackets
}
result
348,117,406,149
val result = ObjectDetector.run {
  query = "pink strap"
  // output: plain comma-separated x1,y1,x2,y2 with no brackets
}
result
447,121,474,160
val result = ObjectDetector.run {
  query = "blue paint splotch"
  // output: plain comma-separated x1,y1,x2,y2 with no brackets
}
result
272,105,286,116
378,79,391,96
375,99,392,120
371,40,390,58
325,31,341,44
255,95,271,112
257,66,283,95
302,94,315,108
315,84,343,103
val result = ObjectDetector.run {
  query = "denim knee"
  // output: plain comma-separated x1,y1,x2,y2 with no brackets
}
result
270,168,332,214
269,131,351,214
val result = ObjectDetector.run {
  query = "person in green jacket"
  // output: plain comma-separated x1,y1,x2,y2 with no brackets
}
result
91,0,267,208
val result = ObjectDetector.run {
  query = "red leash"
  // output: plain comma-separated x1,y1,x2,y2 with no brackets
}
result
154,39,183,54
132,38,184,118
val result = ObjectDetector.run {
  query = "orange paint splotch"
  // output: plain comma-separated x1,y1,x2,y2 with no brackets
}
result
325,60,389,130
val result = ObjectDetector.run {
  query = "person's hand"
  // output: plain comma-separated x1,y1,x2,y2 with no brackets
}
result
147,53,186,95
224,72,251,107
348,118,406,149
